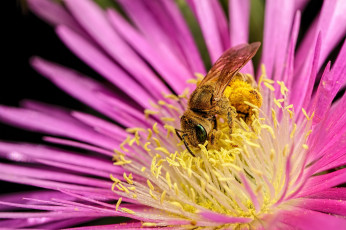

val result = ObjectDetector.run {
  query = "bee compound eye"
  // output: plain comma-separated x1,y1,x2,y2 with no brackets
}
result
195,124,207,144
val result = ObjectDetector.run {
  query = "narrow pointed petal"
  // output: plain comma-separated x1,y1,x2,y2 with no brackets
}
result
63,0,169,98
188,0,224,63
261,0,295,80
229,0,253,75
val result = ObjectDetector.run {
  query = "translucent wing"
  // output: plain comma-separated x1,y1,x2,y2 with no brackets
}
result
199,42,261,101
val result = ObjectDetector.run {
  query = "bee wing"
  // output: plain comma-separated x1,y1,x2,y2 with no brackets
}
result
200,42,261,101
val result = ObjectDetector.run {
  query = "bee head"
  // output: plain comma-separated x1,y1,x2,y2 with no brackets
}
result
179,111,212,149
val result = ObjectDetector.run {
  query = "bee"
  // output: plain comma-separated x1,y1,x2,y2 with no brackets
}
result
176,42,262,156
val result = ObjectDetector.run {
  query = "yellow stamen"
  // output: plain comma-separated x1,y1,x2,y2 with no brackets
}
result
115,197,122,211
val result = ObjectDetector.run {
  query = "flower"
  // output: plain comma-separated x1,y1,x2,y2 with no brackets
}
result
1,0,346,229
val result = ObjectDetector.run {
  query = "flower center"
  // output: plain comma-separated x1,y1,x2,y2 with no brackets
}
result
110,66,313,228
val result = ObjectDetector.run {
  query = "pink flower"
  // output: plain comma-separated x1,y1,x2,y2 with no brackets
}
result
1,0,346,229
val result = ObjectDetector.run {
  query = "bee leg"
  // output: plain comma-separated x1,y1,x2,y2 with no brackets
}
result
212,115,217,130
209,129,221,145
227,107,234,136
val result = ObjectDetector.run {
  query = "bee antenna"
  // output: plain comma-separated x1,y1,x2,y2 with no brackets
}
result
175,129,195,157
182,134,195,157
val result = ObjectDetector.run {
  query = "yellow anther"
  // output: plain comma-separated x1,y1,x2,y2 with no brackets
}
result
170,201,184,210
244,101,259,109
271,108,278,127
166,157,180,167
121,208,135,214
152,137,161,147
305,130,312,139
115,197,122,211
274,98,282,108
264,82,275,91
166,104,180,111
179,88,190,99
149,189,158,200
160,190,166,204
110,174,121,183
161,117,175,122
113,160,131,166
287,108,294,119
164,94,179,101
290,123,297,139
147,180,155,191
164,124,176,137
144,109,159,119
166,172,172,189
147,129,153,140
261,124,275,139
119,183,130,194
277,81,289,96
158,100,166,106
194,72,205,81
127,186,136,191
283,144,289,157
153,123,160,134
155,147,170,155
263,78,275,84
123,173,133,185
143,142,151,152
302,144,309,150
142,223,157,227
285,104,293,109
302,108,310,120
190,187,196,201
120,136,130,152
126,127,145,133
141,167,146,172
173,183,179,196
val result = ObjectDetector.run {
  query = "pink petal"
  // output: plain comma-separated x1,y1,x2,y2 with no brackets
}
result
106,9,190,93
0,190,73,211
261,0,295,80
0,172,114,197
290,33,321,112
277,208,346,230
296,0,346,72
31,57,145,124
295,0,346,86
199,211,252,223
188,0,224,63
116,0,197,80
0,163,111,188
0,105,118,150
159,0,206,74
228,0,254,75
210,0,230,49
299,168,346,197
63,0,169,98
330,39,346,94
308,188,346,200
296,198,346,216
229,0,250,46
0,142,118,172
54,26,153,108
240,173,260,212
43,137,115,156
282,11,301,92
27,0,87,37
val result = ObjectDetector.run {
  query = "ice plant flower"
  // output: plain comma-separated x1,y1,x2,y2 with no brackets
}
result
1,0,346,229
